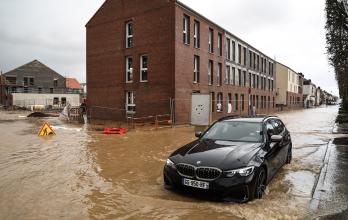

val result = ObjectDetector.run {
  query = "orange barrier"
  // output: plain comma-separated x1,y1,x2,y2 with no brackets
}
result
103,128,127,135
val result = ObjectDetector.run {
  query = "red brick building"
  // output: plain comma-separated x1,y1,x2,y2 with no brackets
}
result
86,0,276,123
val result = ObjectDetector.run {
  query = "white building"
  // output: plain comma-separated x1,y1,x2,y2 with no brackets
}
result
303,79,316,108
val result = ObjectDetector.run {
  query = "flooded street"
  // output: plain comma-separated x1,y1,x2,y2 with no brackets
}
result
0,106,345,219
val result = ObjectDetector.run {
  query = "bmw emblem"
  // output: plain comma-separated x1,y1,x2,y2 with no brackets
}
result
196,161,202,165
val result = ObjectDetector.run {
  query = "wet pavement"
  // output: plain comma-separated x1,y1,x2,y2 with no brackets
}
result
0,106,346,219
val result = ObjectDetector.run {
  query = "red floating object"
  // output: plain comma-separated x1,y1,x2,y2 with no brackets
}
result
103,128,128,135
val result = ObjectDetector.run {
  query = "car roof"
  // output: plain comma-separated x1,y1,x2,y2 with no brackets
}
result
218,115,278,123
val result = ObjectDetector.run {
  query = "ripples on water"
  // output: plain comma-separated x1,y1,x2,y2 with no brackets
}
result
0,106,340,219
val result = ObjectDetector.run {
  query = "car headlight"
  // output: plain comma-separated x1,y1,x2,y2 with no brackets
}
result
225,166,254,177
166,159,176,169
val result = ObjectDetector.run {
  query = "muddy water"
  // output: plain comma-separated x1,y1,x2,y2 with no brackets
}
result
0,106,340,219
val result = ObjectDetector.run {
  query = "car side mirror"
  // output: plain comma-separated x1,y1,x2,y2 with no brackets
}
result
271,135,282,143
195,131,202,138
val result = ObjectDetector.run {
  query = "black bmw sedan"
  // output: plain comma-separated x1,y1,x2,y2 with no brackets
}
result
163,116,292,202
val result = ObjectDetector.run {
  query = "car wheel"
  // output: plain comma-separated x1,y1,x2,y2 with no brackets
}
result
249,167,267,201
286,146,292,164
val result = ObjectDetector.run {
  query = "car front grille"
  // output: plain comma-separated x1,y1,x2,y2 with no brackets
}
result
196,167,221,180
176,164,195,178
176,163,222,181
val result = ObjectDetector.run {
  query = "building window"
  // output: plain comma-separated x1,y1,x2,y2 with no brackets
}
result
193,20,200,48
208,28,214,53
24,77,34,86
234,93,239,111
268,79,271,90
126,21,133,48
249,51,252,68
252,74,256,89
217,63,222,86
238,69,242,86
54,79,58,88
140,55,148,82
61,97,67,106
257,55,260,71
241,94,245,111
256,95,259,108
225,65,230,85
126,57,133,83
38,87,42,94
243,71,247,87
211,92,215,112
23,87,28,93
256,75,259,89
227,93,232,113
249,72,252,88
232,67,236,85
194,55,200,83
217,92,223,112
243,47,247,66
50,88,54,94
126,91,136,113
218,33,222,56
208,60,213,85
6,77,16,84
53,97,59,105
232,41,236,61
261,57,264,73
253,53,256,70
183,15,190,45
238,44,242,64
226,38,231,60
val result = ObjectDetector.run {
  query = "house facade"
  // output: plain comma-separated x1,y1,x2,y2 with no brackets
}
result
1,60,80,108
275,62,303,110
303,79,316,108
86,0,276,123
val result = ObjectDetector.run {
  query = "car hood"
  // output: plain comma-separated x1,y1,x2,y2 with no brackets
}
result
170,139,262,170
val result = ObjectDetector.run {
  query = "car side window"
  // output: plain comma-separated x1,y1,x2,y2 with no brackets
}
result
266,121,274,135
272,119,285,135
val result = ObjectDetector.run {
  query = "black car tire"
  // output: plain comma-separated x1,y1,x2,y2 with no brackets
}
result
249,167,267,201
286,146,292,164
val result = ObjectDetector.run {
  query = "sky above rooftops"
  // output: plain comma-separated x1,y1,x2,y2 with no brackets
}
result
0,0,338,95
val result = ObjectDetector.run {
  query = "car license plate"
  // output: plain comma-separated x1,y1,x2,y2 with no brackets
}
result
182,178,209,189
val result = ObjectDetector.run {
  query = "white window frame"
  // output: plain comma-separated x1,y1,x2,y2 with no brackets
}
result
208,60,213,85
126,91,136,114
193,21,199,48
183,15,189,45
194,56,199,83
140,55,148,82
217,63,221,86
126,57,133,83
126,21,133,48
217,93,223,112
208,28,213,53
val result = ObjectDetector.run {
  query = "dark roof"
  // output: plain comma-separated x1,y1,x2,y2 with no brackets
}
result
3,59,64,78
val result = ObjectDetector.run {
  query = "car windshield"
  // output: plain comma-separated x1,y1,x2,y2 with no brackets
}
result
202,121,263,142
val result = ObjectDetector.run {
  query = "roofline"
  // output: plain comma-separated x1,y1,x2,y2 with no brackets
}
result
3,59,65,79
86,0,108,27
275,61,301,77
175,0,276,61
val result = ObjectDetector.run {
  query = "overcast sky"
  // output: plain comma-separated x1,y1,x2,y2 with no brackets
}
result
0,0,338,95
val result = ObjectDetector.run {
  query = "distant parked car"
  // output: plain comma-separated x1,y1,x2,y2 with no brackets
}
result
163,116,292,202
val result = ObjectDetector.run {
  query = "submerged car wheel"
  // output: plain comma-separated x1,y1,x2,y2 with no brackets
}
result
249,167,267,201
286,146,292,164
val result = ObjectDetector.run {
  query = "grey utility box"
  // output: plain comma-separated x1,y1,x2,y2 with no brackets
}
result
191,94,210,126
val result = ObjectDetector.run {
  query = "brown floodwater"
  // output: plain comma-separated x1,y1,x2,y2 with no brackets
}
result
0,106,341,219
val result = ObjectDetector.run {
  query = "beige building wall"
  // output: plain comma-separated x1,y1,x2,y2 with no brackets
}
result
276,63,288,105
288,69,299,93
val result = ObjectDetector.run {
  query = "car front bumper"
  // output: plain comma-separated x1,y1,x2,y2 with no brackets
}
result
163,165,256,202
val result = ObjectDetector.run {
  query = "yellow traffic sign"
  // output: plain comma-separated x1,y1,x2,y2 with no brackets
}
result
38,122,56,136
